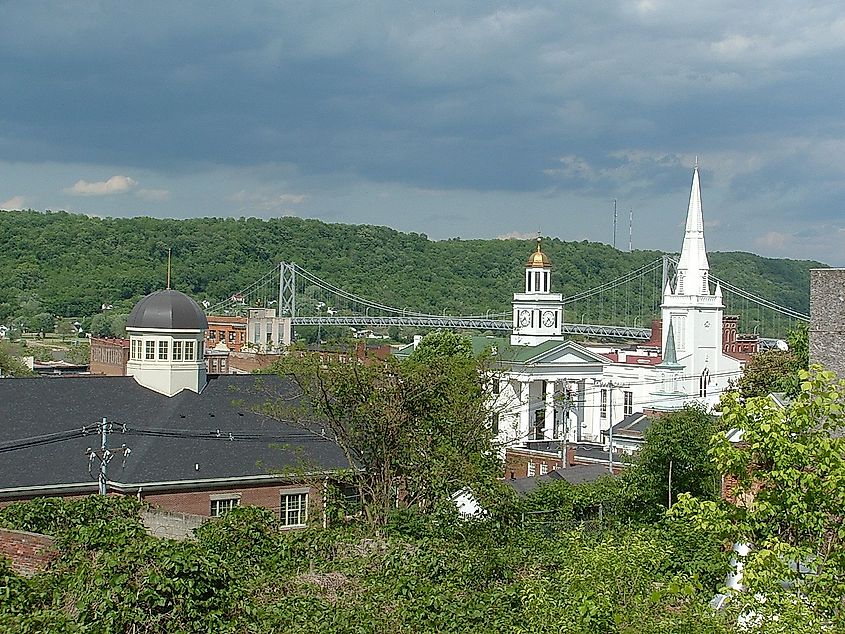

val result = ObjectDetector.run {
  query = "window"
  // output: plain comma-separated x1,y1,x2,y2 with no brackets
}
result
491,412,500,435
492,378,500,395
281,491,308,527
623,390,633,416
533,410,545,440
534,271,540,291
543,272,548,292
173,340,183,361
130,339,139,360
145,340,155,360
184,340,195,361
158,340,169,361
527,461,536,477
526,271,532,292
600,389,608,419
210,495,240,517
540,463,549,475
699,368,710,398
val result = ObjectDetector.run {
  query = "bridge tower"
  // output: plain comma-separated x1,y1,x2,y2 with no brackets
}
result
660,163,728,400
511,238,564,346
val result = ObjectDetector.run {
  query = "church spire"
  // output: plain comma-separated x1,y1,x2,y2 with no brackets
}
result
657,321,683,370
675,163,710,296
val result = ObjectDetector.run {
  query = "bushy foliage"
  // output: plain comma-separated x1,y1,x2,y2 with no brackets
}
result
626,404,721,512
0,493,738,633
673,367,845,630
734,324,809,399
266,336,498,526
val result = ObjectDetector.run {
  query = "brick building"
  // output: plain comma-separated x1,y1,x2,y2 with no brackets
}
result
89,337,130,375
721,315,759,361
205,315,247,352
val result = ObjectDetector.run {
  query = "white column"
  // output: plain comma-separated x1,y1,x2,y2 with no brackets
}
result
544,380,556,440
518,380,531,442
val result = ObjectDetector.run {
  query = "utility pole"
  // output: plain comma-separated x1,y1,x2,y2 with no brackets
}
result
556,381,574,470
612,199,617,249
86,418,131,495
628,209,633,252
598,379,627,473
668,459,673,509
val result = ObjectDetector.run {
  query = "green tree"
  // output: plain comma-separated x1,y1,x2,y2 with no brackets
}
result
409,329,473,361
30,311,54,335
672,367,845,628
734,324,809,400
627,404,720,512
265,343,496,526
0,342,33,377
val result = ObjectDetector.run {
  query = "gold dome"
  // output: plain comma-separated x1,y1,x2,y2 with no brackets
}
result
526,238,551,268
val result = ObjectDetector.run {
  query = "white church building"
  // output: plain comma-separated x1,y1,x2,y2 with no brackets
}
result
480,165,745,466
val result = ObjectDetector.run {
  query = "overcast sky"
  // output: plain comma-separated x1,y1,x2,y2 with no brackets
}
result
2,1,844,264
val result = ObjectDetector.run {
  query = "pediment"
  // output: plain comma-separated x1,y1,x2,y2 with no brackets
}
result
523,341,609,366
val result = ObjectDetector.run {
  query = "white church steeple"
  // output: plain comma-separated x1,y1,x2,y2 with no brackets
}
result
675,162,711,297
661,161,726,403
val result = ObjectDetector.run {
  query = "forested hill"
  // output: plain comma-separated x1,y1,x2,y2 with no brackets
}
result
0,210,822,324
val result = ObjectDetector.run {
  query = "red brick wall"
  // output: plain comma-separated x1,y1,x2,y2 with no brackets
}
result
89,337,130,376
140,482,323,521
505,447,576,479
0,528,58,576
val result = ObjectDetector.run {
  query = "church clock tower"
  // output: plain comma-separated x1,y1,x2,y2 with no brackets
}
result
511,238,564,346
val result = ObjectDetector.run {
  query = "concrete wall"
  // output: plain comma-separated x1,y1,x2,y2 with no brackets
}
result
810,269,845,377
141,508,207,540
0,528,58,576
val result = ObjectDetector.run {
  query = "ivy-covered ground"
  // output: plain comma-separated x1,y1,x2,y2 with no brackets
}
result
0,496,733,634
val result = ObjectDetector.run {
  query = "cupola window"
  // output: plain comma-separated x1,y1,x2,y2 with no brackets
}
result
145,340,155,360
185,340,196,361
158,340,169,361
173,340,183,361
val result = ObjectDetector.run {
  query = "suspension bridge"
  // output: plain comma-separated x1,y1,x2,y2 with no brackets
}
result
205,257,809,344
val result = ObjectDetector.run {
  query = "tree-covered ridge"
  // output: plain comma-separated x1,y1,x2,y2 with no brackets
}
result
0,209,822,327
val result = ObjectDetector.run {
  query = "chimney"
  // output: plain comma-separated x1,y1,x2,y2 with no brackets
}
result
566,445,576,467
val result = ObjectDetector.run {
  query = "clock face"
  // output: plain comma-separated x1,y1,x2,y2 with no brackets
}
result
542,310,556,327
519,310,531,327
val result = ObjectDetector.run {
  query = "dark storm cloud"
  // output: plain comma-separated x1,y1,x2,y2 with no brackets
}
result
2,1,845,262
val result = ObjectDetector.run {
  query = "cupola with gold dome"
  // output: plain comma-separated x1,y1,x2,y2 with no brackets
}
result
511,236,564,346
526,238,552,269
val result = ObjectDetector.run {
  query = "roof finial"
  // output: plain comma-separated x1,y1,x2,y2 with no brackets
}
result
166,248,172,290
694,155,699,169
536,235,542,252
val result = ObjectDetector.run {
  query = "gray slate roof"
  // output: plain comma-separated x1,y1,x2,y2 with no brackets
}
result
609,411,652,440
0,375,349,497
506,464,612,495
126,289,209,330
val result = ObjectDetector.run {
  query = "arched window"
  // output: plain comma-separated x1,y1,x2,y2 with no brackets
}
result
699,368,710,398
